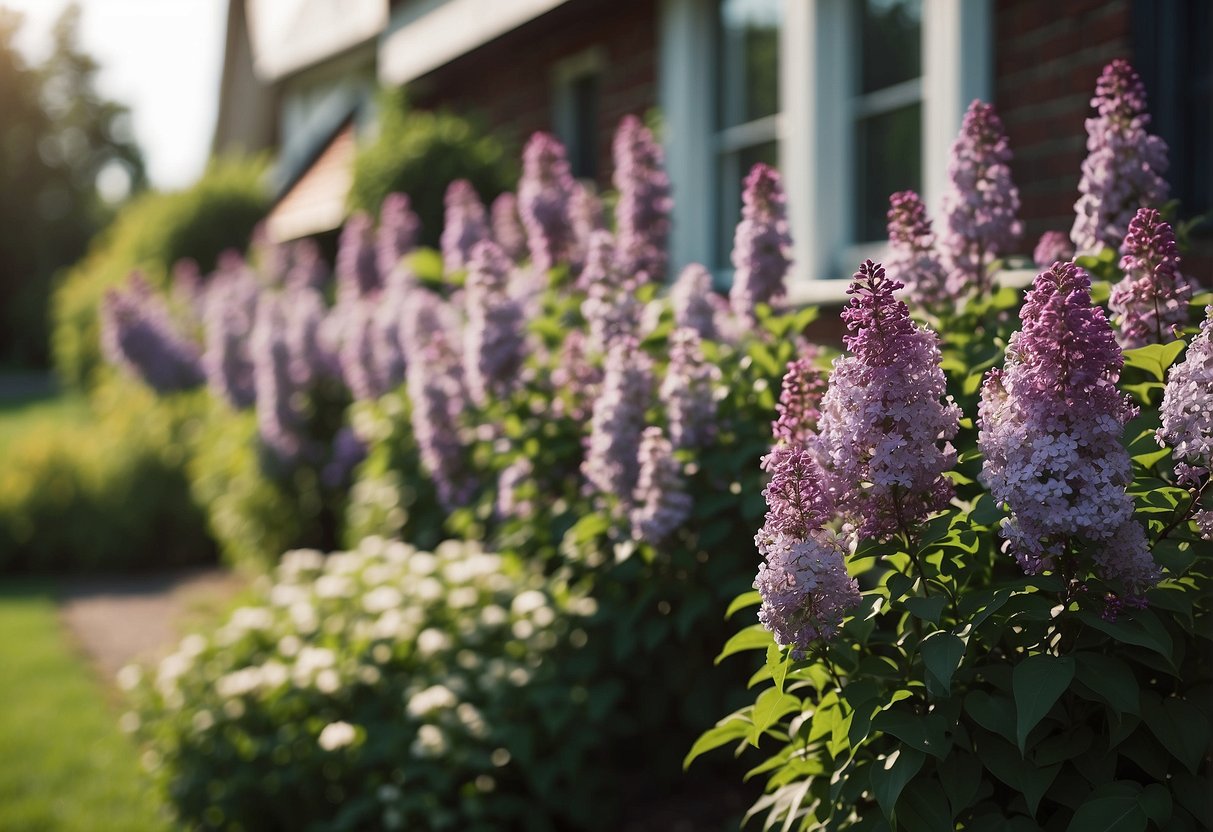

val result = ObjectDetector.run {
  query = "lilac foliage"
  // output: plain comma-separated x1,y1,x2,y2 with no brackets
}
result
441,180,490,275
463,240,526,405
939,101,1022,295
630,426,692,544
1033,231,1075,270
885,191,948,307
101,273,205,392
1072,59,1170,253
816,262,960,540
729,164,792,321
612,115,672,283
518,133,577,274
978,262,1159,598
660,327,719,450
582,336,652,507
1108,208,1194,347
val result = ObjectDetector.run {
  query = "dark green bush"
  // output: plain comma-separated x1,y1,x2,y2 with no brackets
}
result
348,91,514,247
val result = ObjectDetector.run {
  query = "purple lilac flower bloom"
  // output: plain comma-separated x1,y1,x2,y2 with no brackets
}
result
1033,231,1075,270
202,259,260,408
1072,59,1170,253
613,115,672,283
669,263,718,340
729,163,792,321
1109,208,1194,348
377,192,421,279
101,273,205,392
816,261,961,540
518,132,577,274
321,426,367,489
755,530,860,659
581,230,641,353
251,294,311,464
630,426,692,544
336,300,379,401
939,100,1022,295
249,223,285,283
550,329,601,422
496,457,534,521
886,190,948,307
570,180,606,267
464,240,526,405
756,445,835,553
979,262,1159,597
336,212,380,304
1157,307,1213,480
171,258,205,319
582,336,652,507
490,192,528,263
441,180,490,275
772,355,826,449
660,327,719,449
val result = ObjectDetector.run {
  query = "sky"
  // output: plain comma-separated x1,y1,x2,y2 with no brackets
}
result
3,0,227,190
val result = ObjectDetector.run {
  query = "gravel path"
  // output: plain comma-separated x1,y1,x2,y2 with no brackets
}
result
58,568,246,681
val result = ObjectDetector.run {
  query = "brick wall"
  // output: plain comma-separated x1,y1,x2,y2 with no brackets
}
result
409,0,658,189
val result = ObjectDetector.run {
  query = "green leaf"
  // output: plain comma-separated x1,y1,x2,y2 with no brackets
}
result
1123,341,1187,381
870,747,925,821
898,779,953,832
1073,653,1139,715
1065,794,1147,832
1076,610,1174,665
747,687,799,747
872,709,949,759
965,691,1016,743
1013,655,1075,753
715,624,773,664
1139,784,1172,826
1140,694,1209,774
567,512,610,544
905,595,948,625
726,590,762,619
937,751,983,819
978,732,1061,817
921,631,966,697
683,716,750,769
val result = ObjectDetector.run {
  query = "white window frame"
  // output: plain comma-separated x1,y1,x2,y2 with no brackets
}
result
660,0,991,301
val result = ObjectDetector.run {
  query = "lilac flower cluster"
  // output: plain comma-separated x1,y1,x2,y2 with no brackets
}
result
490,193,528,263
518,133,577,274
463,240,526,405
669,263,719,341
1108,208,1193,348
251,294,311,464
496,457,535,521
580,230,641,353
885,191,948,307
816,261,960,540
1157,307,1213,523
1033,231,1075,270
441,180,490,275
660,328,719,449
755,531,860,659
1071,60,1170,253
582,336,652,508
978,262,1159,597
729,164,792,321
377,192,420,279
550,329,600,422
630,427,692,544
612,115,672,283
321,426,367,489
202,259,261,408
939,100,1022,295
570,181,606,267
101,273,205,393
336,212,380,303
771,355,825,449
756,446,834,550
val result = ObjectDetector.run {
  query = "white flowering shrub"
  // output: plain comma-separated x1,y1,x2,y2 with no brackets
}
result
127,537,602,831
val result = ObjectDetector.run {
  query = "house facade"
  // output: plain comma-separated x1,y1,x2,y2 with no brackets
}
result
214,0,1210,288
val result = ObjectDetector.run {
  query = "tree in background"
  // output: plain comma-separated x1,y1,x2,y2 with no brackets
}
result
0,4,144,367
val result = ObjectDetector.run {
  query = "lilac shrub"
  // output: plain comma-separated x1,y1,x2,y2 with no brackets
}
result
1108,207,1194,347
1071,59,1170,252
939,100,1022,295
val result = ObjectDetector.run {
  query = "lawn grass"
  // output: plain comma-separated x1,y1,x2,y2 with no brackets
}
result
0,581,169,832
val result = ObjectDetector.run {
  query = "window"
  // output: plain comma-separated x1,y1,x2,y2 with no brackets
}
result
714,0,782,269
553,49,604,181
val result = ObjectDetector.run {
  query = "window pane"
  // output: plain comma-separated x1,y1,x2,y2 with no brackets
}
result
717,141,780,271
568,73,600,179
855,103,921,242
718,0,781,128
858,0,922,94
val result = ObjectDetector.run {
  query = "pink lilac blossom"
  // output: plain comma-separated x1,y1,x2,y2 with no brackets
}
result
336,212,381,304
202,258,260,408
580,230,642,353
463,240,527,405
518,132,577,274
816,261,961,540
377,192,421,279
335,301,380,401
570,181,606,269
1157,307,1213,472
1072,59,1170,253
1108,208,1194,347
729,163,792,321
630,426,692,544
755,445,834,554
1033,231,1075,269
772,355,826,449
612,115,672,283
939,100,1022,295
886,190,948,308
282,286,334,389
754,530,860,659
496,457,534,521
660,327,719,449
978,262,1159,598
669,263,719,340
490,192,528,263
440,180,490,275
550,329,601,422
101,274,205,392
251,294,312,465
582,336,652,507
